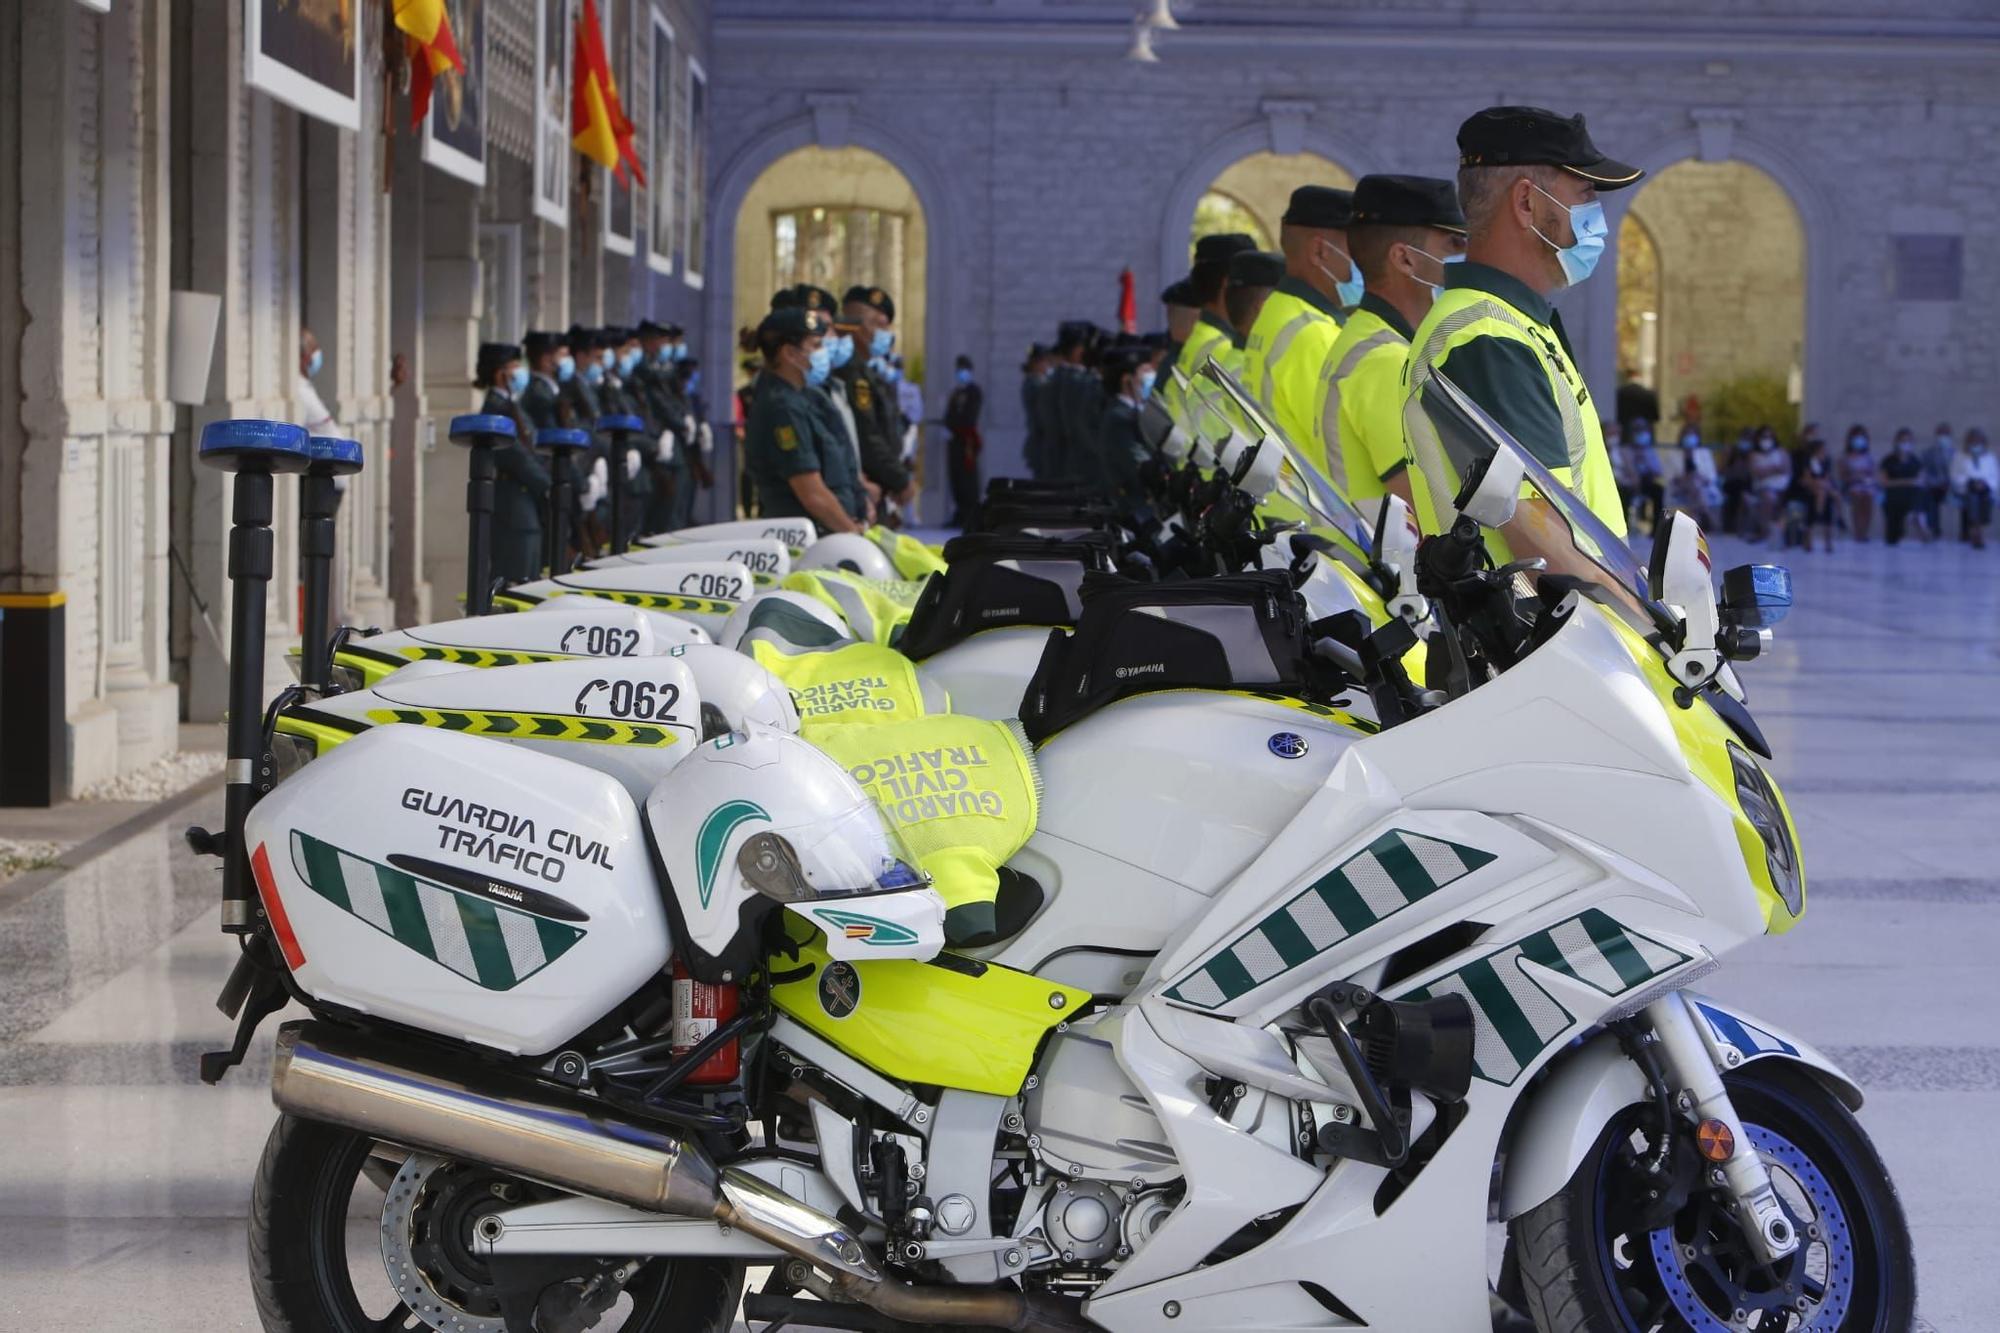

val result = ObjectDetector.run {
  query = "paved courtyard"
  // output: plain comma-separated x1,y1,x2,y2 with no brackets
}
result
0,537,1986,1330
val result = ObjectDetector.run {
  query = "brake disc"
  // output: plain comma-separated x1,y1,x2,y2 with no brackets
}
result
380,1151,510,1333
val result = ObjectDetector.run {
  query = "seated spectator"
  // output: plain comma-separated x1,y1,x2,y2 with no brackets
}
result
1721,433,1756,537
1952,428,1997,551
1791,435,1838,553
1879,428,1929,545
1749,426,1792,541
1923,422,1957,543
1838,424,1879,541
1666,427,1720,530
1623,422,1665,534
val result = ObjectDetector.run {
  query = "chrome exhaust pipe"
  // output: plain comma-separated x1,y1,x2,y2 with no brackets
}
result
270,1023,1084,1328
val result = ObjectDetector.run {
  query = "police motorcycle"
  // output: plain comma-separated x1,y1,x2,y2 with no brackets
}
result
194,364,1911,1332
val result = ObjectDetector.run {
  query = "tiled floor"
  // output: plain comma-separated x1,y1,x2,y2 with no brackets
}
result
0,536,1987,1330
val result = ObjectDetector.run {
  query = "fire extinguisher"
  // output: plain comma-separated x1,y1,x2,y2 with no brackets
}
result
672,958,741,1085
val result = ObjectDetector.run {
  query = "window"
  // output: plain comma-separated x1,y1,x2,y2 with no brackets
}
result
684,58,707,288
602,0,637,256
478,224,523,344
770,207,906,297
1189,190,1269,259
646,10,676,274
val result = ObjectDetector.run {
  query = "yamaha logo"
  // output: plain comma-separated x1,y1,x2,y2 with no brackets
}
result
1115,662,1166,679
1268,732,1309,759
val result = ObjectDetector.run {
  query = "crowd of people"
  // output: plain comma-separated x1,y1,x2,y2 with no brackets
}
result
1607,413,1997,552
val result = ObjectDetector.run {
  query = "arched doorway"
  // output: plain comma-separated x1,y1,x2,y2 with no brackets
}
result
731,145,929,379
1617,160,1804,442
1188,151,1355,259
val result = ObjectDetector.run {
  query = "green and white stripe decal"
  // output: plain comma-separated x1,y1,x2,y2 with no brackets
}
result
1402,908,1690,1085
289,831,583,990
1165,829,1497,1010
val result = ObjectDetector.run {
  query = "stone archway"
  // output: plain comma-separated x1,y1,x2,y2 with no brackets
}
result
707,110,967,518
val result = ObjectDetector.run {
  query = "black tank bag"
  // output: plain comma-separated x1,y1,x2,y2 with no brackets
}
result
896,532,1116,661
1020,569,1318,743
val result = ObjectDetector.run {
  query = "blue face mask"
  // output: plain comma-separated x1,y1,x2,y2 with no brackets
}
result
654,343,674,365
507,365,529,396
955,367,973,386
1137,368,1157,401
1529,180,1608,287
584,363,605,386
1316,243,1364,308
672,343,689,362
599,348,615,370
618,349,642,377
828,334,854,370
556,354,576,383
807,344,833,387
870,329,894,358
305,348,324,378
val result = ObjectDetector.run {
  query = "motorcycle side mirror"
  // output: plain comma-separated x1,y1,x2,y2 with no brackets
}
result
1138,398,1175,450
1455,448,1524,528
1719,563,1793,628
1372,494,1430,625
1648,511,1723,694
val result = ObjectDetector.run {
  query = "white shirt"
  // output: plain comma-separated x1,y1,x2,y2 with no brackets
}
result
296,373,348,491
1951,449,1999,493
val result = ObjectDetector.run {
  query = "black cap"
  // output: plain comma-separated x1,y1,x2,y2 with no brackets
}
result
1226,249,1286,288
844,285,896,321
1192,232,1258,265
476,342,521,380
564,323,592,350
663,322,684,338
1055,320,1099,352
522,330,565,359
775,284,838,317
1282,185,1354,230
595,327,630,349
1456,106,1643,189
1159,277,1199,308
1350,174,1468,233
758,306,819,347
636,318,672,339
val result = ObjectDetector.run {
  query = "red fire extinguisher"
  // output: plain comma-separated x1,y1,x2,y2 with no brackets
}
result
672,959,741,1085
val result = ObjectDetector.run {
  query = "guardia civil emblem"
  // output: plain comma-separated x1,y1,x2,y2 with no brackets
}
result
819,961,861,1019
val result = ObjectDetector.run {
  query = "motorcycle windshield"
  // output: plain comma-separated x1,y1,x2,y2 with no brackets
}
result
1182,361,1379,563
1410,371,1662,639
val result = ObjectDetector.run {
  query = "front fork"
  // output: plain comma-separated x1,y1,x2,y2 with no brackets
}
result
1643,992,1801,1265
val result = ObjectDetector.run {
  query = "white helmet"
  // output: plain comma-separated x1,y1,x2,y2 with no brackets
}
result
667,642,801,736
796,531,897,582
719,589,853,654
645,726,942,980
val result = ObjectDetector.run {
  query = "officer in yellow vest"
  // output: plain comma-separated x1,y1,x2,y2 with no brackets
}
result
1404,106,1642,549
1153,277,1201,420
1177,233,1257,389
1241,186,1359,450
1317,175,1466,508
1216,249,1284,384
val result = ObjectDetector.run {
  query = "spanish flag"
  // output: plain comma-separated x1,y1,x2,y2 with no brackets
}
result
394,0,464,131
573,0,646,187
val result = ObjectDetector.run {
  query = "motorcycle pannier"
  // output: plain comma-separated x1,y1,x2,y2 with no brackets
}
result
1019,569,1315,743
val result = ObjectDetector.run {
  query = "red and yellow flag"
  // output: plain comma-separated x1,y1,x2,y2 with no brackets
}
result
395,0,464,130
572,0,646,187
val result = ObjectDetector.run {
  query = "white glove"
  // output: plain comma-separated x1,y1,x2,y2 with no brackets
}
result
656,429,677,462
583,458,608,510
624,449,641,481
698,420,714,458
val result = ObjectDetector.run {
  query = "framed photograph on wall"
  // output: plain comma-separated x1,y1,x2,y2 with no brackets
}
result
646,10,676,275
422,0,487,186
533,0,570,227
683,57,706,288
603,0,637,257
245,0,361,130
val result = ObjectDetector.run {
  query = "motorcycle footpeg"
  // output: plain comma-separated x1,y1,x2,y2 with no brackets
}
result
183,824,225,858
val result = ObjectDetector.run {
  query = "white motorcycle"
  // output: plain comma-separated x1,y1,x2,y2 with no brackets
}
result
191,382,1912,1333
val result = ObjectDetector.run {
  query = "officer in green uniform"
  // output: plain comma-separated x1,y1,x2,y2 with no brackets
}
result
1021,342,1055,480
840,285,915,506
475,341,551,585
1055,322,1108,485
743,306,866,534
634,319,692,533
1219,250,1284,383
599,327,654,545
1241,186,1357,452
1095,344,1155,503
521,330,587,567
1317,175,1466,507
1177,233,1257,392
1404,106,1641,551
1037,323,1090,482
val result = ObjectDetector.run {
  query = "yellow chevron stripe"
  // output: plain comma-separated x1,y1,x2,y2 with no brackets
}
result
398,646,573,669
563,589,738,615
362,707,684,746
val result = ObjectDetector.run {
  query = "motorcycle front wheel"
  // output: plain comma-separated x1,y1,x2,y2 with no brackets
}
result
1510,1064,1916,1333
247,1114,744,1333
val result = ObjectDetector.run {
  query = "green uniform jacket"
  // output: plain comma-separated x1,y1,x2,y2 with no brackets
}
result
1056,363,1107,485
1033,365,1072,479
1402,260,1625,538
480,386,550,585
1243,276,1344,456
1314,293,1414,506
1096,395,1150,502
744,371,864,530
834,358,910,493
